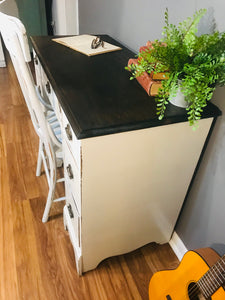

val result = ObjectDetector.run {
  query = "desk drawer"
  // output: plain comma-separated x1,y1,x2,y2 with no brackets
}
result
33,51,53,107
41,69,54,107
33,50,43,94
64,143,81,214
52,92,62,125
63,200,82,275
62,110,81,169
64,192,81,250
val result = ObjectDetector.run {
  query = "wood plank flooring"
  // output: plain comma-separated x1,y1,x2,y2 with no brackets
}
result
0,53,179,300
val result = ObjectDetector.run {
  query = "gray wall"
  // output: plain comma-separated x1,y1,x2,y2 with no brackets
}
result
0,0,19,17
175,87,225,256
79,0,225,52
79,0,225,255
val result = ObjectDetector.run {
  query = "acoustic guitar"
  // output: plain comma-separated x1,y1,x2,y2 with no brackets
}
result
149,248,225,299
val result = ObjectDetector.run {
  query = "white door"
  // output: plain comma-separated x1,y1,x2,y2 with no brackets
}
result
52,0,79,35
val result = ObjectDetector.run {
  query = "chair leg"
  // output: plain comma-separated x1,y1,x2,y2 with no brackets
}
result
36,139,43,176
63,206,68,231
42,182,56,223
56,157,63,168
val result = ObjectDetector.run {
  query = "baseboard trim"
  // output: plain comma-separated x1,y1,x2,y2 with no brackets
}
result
0,60,6,67
169,231,188,261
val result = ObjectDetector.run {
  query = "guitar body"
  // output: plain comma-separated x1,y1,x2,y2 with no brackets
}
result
149,249,225,299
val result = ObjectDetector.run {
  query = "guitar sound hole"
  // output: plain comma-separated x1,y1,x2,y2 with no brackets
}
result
188,282,211,300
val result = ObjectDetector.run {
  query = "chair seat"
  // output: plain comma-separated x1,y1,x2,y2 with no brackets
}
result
46,110,62,143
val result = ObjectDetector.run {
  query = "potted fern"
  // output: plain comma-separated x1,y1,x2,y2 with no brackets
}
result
128,8,225,126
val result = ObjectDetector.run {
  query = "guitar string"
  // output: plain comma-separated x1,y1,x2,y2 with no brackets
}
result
201,261,225,297
188,257,225,298
203,266,218,293
210,266,221,286
201,258,225,289
220,258,225,281
217,261,225,280
220,257,225,266
211,260,225,276
220,258,225,276
189,265,218,298
212,264,224,284
190,277,213,299
196,264,219,298
201,280,210,298
204,272,215,294
195,279,209,298
212,266,223,285
182,270,222,299
220,259,225,272
219,260,225,282
188,281,207,298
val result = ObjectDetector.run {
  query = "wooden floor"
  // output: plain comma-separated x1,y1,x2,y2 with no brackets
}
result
0,53,179,300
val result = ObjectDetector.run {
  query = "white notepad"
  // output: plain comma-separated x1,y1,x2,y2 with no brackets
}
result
52,34,122,56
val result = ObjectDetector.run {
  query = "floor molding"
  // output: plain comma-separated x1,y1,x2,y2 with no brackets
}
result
0,61,6,67
0,40,6,67
169,231,188,261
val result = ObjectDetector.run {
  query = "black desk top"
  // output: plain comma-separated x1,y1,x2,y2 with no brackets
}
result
31,35,221,139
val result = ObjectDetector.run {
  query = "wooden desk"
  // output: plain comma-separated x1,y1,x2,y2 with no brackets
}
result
31,35,221,275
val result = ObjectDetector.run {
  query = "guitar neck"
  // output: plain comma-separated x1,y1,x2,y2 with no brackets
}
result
197,255,225,299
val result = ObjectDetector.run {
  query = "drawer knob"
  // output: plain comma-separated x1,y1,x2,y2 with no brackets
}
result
65,124,72,141
67,204,74,218
66,164,74,179
34,56,38,65
46,81,51,94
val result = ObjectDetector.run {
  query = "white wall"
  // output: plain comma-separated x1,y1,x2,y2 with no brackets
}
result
52,0,78,35
0,0,19,17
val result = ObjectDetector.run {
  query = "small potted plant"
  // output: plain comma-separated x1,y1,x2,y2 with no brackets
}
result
127,8,225,126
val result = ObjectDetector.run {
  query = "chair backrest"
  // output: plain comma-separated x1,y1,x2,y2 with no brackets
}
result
0,12,37,125
0,12,56,178
4,14,31,62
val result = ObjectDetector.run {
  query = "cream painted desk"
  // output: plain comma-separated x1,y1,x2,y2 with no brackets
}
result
31,35,221,275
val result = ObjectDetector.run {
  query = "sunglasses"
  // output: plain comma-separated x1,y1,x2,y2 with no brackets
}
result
91,36,104,49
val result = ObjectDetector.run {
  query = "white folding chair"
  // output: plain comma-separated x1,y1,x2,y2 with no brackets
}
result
0,12,65,222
